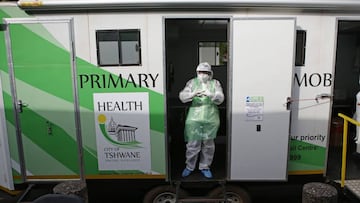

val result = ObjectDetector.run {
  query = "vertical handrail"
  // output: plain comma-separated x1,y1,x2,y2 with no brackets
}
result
337,113,360,188
340,117,348,188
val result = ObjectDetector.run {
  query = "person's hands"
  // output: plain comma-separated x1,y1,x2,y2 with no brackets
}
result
202,90,214,99
190,90,204,98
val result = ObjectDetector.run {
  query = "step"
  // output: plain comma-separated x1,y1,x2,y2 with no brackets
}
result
344,179,360,200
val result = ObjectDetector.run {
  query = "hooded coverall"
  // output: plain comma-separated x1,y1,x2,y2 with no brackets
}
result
179,64,224,171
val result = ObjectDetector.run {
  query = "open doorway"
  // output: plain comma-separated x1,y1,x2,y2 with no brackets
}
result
165,18,229,180
327,20,360,180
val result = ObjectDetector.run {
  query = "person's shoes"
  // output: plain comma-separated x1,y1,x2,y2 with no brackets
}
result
201,169,213,178
182,168,192,177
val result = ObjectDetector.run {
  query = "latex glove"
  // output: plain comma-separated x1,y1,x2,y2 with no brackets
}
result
202,90,214,99
190,90,204,98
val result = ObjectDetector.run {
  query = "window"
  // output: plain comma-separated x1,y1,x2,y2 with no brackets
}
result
96,29,141,66
295,30,306,66
198,42,228,66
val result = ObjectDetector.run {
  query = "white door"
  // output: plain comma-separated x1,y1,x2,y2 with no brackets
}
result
0,78,13,190
230,18,295,180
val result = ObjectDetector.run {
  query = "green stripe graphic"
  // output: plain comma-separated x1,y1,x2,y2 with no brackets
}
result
288,139,326,172
0,6,165,176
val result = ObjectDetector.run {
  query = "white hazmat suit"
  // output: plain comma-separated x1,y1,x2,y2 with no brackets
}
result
355,91,360,153
179,62,224,178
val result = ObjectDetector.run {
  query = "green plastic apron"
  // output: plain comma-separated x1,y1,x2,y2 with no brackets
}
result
184,79,220,142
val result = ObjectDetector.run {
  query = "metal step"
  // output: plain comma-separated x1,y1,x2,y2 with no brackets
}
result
344,179,360,199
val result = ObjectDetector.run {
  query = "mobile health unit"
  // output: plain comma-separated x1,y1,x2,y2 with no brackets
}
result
0,0,360,202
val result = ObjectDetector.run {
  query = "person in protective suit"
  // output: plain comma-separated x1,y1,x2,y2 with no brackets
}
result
354,91,360,155
179,62,224,178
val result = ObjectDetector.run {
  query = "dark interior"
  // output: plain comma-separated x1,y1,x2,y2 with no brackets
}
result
327,20,360,180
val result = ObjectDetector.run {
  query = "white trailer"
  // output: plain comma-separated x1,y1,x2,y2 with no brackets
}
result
0,0,360,202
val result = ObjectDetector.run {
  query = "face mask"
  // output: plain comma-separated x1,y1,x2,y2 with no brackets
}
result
197,73,210,83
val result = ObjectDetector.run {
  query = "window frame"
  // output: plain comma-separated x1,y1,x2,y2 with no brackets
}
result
295,30,306,67
198,41,228,66
96,29,142,67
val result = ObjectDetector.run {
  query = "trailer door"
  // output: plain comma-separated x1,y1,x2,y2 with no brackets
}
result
3,18,83,182
230,18,295,180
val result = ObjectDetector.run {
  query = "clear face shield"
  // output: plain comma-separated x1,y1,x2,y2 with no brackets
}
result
197,71,211,83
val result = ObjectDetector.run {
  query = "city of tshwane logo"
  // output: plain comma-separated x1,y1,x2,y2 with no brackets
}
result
97,114,142,148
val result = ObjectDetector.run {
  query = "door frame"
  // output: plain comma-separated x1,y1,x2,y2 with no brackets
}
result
163,15,231,180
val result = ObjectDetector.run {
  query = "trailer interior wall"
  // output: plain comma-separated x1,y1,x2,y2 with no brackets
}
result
333,20,360,112
335,35,359,103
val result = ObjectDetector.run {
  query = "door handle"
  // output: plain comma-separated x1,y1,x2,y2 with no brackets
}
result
286,97,292,110
17,100,28,113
